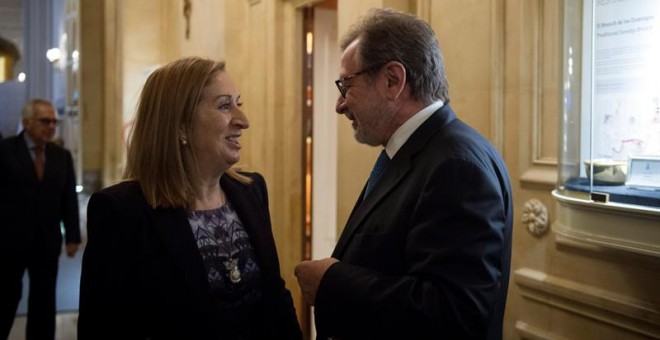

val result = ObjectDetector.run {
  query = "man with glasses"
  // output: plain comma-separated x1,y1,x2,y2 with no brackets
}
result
295,8,513,340
0,98,81,339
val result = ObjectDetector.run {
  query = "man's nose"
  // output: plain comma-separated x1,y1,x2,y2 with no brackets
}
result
335,95,347,114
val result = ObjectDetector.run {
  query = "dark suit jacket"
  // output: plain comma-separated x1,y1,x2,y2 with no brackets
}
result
78,173,302,340
0,131,81,257
315,105,513,340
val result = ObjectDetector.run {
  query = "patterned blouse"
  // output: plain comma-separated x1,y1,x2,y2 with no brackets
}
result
188,201,263,339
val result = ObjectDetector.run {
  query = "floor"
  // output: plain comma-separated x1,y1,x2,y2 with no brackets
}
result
8,194,89,340
8,313,78,340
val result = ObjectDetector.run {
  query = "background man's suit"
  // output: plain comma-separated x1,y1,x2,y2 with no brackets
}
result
315,105,513,339
0,131,81,339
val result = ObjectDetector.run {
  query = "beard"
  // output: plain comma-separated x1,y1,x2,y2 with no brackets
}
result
352,99,392,147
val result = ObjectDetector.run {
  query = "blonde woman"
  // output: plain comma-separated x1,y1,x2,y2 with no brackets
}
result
79,57,302,339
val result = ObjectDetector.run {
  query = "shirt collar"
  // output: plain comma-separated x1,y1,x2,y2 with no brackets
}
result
23,131,38,150
384,100,444,158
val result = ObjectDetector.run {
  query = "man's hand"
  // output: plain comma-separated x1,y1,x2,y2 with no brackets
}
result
65,243,79,257
294,257,339,306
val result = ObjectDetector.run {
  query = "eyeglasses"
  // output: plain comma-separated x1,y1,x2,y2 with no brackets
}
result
334,65,383,99
36,118,60,126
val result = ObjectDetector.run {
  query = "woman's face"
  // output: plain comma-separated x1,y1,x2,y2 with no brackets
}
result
190,71,249,176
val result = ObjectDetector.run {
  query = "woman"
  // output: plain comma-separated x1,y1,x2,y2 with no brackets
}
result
78,57,302,339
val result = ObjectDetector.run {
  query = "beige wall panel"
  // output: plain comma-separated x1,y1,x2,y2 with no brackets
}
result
226,0,304,324
273,4,305,323
382,0,409,12
224,0,250,133
104,1,124,185
516,0,559,168
264,1,304,317
503,0,560,337
160,1,225,64
80,0,105,172
515,268,660,339
518,0,559,187
121,0,164,173
429,0,494,139
337,0,384,38
505,0,660,339
80,0,125,187
538,0,559,163
244,1,268,175
161,1,182,61
184,0,224,59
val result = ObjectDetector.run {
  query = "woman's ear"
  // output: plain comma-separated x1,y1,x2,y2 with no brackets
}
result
383,61,406,100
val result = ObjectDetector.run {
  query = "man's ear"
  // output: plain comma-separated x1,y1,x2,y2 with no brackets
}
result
383,61,407,100
22,118,31,129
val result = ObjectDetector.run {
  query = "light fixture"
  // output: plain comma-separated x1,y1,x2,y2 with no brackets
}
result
46,48,61,63
72,50,79,72
17,72,26,82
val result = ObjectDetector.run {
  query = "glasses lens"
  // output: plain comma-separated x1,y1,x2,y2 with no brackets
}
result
335,80,346,98
38,118,59,125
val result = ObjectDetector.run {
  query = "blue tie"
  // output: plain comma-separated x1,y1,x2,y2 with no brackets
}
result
364,149,390,198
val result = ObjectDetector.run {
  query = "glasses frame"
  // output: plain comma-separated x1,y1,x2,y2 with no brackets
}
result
334,64,383,99
35,118,60,126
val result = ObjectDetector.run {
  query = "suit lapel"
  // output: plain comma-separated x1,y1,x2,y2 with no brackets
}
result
42,144,60,181
221,175,264,244
333,105,457,257
15,133,39,181
149,204,211,303
221,175,276,281
149,175,273,301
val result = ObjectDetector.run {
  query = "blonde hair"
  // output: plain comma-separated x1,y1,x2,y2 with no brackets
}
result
124,57,250,209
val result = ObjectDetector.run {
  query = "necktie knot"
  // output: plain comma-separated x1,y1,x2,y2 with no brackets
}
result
364,149,390,198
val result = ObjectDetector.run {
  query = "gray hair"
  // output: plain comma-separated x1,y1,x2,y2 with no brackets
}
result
21,98,54,119
340,8,449,104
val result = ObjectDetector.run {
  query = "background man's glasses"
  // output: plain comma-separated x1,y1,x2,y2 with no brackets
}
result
335,65,383,98
36,118,60,126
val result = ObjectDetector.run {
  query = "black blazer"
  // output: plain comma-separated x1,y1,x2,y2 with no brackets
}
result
78,173,302,339
0,132,80,257
315,105,513,340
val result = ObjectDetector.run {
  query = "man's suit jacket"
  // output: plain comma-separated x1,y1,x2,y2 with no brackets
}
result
315,105,513,340
78,173,302,340
0,131,81,257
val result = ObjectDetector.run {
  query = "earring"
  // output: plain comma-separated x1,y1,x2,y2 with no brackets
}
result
180,136,188,146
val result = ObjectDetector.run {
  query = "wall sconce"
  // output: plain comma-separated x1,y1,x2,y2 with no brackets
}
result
71,50,79,72
46,48,61,63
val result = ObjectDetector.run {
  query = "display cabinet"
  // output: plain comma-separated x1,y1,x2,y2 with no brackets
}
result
553,0,660,256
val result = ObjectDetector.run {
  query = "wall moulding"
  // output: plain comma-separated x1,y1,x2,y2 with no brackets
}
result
554,234,660,268
519,0,559,189
489,0,505,153
514,268,660,338
515,320,568,340
552,190,660,258
282,0,324,9
520,164,557,188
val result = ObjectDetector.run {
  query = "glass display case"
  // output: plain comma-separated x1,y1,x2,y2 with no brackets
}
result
553,0,660,256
